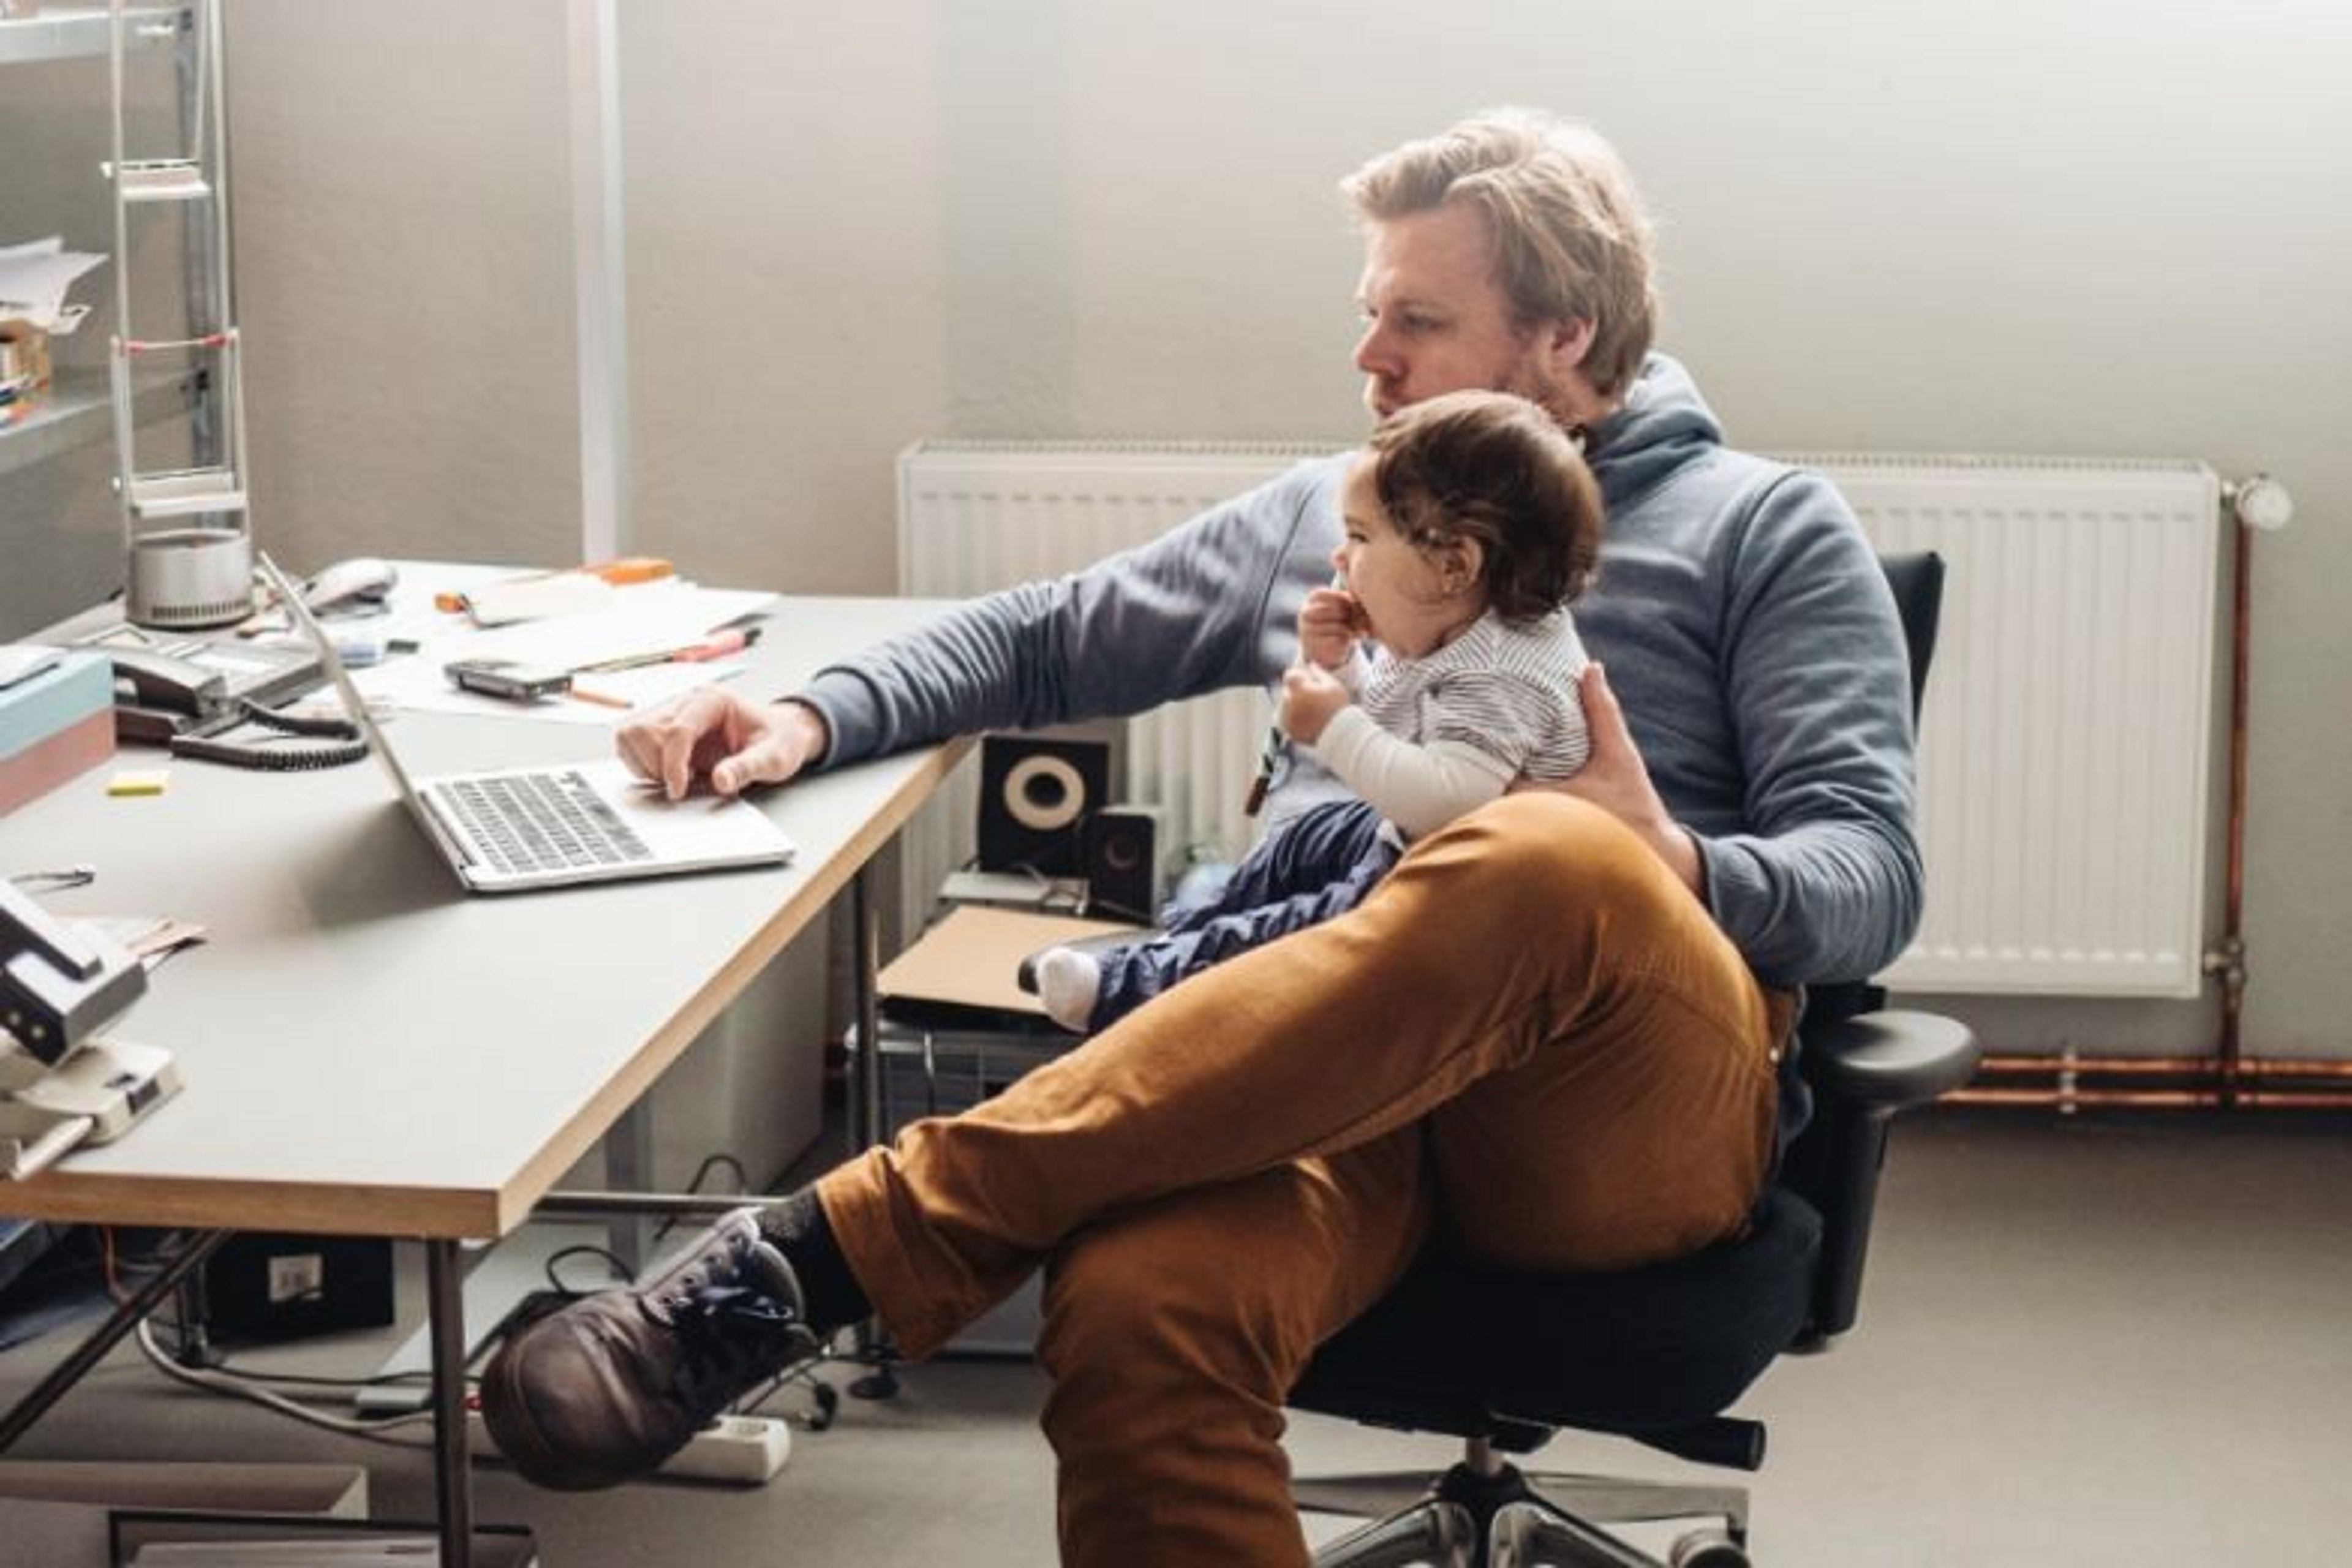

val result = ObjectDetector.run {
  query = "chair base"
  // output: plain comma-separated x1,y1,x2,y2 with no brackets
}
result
1302,1444,1752,1567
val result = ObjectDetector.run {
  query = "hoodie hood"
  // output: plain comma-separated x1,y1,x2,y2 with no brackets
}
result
1583,353,1724,512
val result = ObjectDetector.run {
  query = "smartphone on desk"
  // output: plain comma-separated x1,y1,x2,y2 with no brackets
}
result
443,658,574,703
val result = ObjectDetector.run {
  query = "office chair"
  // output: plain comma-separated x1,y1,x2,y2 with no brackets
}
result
1286,552,1980,1567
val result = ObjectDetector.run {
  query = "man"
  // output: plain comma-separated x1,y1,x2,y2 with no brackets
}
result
481,108,1921,1566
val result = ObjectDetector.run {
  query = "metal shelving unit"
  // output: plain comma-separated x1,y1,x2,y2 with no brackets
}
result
0,2,181,66
105,0,255,626
0,367,194,480
0,5,203,491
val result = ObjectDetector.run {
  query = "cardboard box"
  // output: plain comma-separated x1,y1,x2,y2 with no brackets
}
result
0,318,51,398
877,904,1140,1018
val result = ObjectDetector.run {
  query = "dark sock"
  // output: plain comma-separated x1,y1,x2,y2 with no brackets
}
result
754,1188,870,1333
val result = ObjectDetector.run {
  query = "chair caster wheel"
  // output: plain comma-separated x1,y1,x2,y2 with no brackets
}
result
1669,1526,1752,1568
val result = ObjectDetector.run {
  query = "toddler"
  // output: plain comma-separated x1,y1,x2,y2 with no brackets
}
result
1031,388,1602,1031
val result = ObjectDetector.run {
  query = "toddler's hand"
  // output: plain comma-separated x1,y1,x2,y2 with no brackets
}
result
1280,662,1352,745
1297,587,1367,671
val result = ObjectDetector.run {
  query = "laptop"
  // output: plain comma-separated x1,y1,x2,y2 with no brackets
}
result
259,554,797,894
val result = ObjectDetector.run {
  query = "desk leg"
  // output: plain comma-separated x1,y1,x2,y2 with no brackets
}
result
853,862,884,1151
603,1101,657,1274
426,1238,475,1568
0,1227,232,1453
846,864,900,1396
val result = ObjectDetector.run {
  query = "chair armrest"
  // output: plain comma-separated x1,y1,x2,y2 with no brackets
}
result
1805,1009,1980,1110
1790,1007,1979,1341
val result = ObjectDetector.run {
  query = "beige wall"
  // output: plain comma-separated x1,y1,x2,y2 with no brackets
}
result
186,1,2352,1059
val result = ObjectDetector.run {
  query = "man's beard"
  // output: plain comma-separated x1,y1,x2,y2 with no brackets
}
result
1494,353,1574,430
1360,340,1572,427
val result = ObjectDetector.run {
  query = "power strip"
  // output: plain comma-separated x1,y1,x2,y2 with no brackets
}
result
466,1409,791,1485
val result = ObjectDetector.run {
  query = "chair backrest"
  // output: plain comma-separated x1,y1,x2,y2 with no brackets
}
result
1781,549,1945,1338
1878,551,1944,723
1795,549,1943,1034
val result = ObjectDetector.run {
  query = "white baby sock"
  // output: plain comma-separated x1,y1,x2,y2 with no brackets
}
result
1035,947,1102,1033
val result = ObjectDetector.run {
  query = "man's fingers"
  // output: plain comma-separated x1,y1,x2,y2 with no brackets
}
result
614,723,660,785
710,733,786,797
616,690,701,794
653,688,730,801
614,687,782,802
660,720,699,801
1579,662,1626,751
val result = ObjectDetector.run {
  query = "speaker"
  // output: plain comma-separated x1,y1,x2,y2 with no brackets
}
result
976,734,1110,875
1085,804,1166,922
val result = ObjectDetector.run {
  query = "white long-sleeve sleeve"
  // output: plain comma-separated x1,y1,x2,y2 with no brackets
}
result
1311,706,1514,839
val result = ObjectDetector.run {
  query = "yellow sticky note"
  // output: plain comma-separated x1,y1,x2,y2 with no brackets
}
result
107,768,170,797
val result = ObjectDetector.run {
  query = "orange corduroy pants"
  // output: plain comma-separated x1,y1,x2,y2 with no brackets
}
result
820,793,1790,1566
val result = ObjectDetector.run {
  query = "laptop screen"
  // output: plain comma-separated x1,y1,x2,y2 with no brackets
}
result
255,552,450,840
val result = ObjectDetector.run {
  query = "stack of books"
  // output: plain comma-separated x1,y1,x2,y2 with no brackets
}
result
0,647,114,815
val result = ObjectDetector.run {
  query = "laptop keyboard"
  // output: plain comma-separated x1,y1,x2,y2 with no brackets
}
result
435,771,655,875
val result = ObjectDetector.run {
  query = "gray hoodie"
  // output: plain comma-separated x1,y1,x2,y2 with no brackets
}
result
797,355,1921,988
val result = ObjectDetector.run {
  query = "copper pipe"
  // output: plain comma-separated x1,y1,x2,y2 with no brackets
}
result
1948,1084,2352,1111
1975,1053,2352,1082
2237,1089,2352,1110
1945,1086,2230,1110
2218,513,2255,1105
1945,1059,2352,1112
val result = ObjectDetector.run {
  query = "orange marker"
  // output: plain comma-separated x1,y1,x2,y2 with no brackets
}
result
584,557,674,587
434,557,673,616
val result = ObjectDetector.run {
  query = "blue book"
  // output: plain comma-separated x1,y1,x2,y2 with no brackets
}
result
0,648,110,762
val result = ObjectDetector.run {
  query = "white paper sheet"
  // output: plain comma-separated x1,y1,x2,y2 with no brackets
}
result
0,236,107,333
263,562,780,726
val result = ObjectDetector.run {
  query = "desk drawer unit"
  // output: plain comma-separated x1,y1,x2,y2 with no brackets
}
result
858,1017,1072,1355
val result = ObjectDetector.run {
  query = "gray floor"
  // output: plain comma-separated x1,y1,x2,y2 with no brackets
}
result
4,1108,2348,1565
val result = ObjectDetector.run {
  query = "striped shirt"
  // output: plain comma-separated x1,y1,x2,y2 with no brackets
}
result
1359,608,1591,783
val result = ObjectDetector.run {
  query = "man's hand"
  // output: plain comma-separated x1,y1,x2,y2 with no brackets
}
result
1297,587,1366,671
1280,662,1352,745
616,688,829,801
1519,663,1705,895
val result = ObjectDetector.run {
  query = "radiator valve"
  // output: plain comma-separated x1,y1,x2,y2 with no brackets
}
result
2228,474,2294,532
2201,937,2247,989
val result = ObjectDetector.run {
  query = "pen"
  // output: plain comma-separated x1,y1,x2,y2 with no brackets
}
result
1250,574,1351,816
576,625,761,674
1243,717,1284,818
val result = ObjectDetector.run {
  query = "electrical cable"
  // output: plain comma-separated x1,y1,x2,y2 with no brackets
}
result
543,1243,635,1295
740,1347,855,1432
132,1319,447,1445
165,1357,438,1392
650,1152,755,1245
168,698,368,771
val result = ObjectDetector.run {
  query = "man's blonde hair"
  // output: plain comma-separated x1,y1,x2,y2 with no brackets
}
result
1343,108,1660,399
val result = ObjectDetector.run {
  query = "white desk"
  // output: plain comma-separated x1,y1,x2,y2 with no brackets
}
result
0,592,968,1564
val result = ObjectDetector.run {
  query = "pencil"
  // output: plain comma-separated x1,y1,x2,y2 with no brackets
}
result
569,685,632,710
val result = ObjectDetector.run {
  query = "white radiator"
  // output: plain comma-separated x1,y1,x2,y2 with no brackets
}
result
896,441,2223,998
